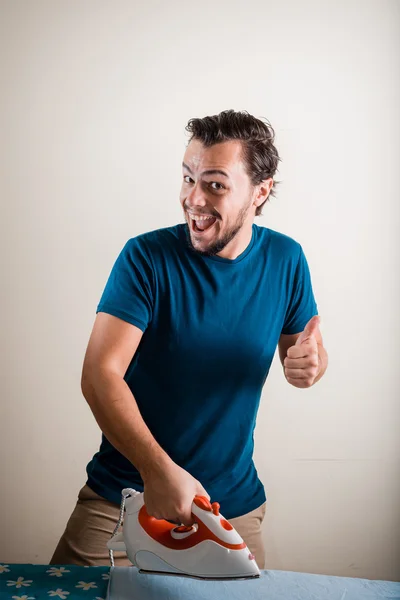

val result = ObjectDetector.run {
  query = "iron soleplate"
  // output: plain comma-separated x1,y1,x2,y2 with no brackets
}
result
138,569,260,581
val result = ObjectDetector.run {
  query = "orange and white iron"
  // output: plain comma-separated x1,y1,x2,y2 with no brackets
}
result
107,488,260,580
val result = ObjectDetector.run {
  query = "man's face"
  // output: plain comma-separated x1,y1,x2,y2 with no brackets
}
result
179,139,257,256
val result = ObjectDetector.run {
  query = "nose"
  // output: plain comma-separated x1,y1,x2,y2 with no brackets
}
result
185,182,207,210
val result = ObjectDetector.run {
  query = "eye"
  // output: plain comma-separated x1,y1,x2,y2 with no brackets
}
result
209,182,224,191
183,175,194,184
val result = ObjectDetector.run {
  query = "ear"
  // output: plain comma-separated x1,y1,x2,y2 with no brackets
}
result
253,178,274,208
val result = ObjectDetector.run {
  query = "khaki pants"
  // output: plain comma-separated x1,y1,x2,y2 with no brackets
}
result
50,485,266,569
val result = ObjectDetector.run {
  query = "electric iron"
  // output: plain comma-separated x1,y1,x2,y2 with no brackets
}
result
107,488,260,580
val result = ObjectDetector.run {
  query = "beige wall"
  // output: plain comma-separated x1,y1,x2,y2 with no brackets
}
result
1,0,399,581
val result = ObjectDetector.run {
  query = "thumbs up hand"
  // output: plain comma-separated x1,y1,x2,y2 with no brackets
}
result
284,316,321,388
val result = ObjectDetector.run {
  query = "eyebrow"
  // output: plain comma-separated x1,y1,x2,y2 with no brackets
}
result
182,162,229,179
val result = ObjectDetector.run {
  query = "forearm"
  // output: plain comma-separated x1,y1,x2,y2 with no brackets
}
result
81,369,172,478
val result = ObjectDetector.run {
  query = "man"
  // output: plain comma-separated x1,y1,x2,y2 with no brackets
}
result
50,109,328,569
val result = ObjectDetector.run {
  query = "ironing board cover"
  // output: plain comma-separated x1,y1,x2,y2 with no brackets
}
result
0,564,110,600
107,566,400,600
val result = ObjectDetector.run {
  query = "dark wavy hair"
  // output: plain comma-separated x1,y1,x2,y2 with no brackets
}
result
185,109,281,216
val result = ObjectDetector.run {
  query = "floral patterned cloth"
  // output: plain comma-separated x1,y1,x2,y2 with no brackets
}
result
0,564,110,600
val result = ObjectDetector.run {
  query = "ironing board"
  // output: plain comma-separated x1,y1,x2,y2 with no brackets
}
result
0,564,110,600
107,566,400,600
1,565,399,600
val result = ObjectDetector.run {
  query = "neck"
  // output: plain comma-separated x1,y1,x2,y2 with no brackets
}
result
216,223,254,260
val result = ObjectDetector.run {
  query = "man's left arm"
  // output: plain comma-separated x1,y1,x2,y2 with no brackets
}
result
278,316,328,388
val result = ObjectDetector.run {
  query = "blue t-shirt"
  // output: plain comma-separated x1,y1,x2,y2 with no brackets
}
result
86,223,318,519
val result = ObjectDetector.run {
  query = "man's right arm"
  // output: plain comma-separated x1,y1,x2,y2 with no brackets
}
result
81,312,208,524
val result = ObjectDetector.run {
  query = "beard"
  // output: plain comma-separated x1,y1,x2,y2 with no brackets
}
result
184,201,251,257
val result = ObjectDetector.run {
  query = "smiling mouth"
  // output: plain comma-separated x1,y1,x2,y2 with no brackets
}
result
187,212,218,234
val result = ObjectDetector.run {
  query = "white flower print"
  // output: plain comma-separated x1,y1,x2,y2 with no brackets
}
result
76,581,98,591
101,573,110,580
7,578,33,589
95,597,104,600
0,564,11,574
46,567,71,578
12,595,35,600
48,589,70,599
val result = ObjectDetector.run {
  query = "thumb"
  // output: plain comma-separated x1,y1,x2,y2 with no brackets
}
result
196,483,210,501
295,315,320,346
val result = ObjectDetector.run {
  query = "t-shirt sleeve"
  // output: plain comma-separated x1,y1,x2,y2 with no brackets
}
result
96,238,154,332
281,245,318,335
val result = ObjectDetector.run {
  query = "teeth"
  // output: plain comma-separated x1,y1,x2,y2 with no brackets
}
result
189,214,214,221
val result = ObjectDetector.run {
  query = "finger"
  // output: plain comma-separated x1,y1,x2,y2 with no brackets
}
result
166,518,180,524
287,343,316,359
198,486,210,500
295,315,320,346
285,367,317,380
175,500,195,526
177,509,194,526
304,315,320,337
286,377,314,388
284,355,319,370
